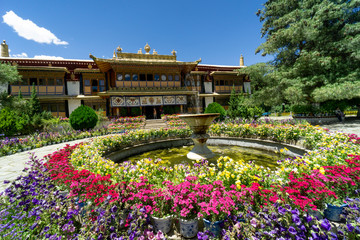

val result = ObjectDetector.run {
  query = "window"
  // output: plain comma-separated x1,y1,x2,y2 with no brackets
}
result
132,74,138,81
117,74,123,81
140,74,146,81
21,78,27,85
38,78,45,85
48,78,55,85
125,74,131,81
56,79,63,86
147,74,153,81
92,80,98,92
51,104,57,112
225,80,228,86
174,75,180,81
59,104,66,112
84,79,91,86
30,78,37,86
220,80,224,86
99,80,105,92
168,75,173,81
154,74,160,81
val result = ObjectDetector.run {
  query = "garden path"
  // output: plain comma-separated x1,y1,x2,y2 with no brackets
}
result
0,138,93,192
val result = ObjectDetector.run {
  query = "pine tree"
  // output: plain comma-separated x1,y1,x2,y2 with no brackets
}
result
29,83,41,116
256,0,360,104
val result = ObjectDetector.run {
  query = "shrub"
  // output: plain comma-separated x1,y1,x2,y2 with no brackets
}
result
204,102,226,120
130,107,142,116
69,105,98,130
0,108,17,136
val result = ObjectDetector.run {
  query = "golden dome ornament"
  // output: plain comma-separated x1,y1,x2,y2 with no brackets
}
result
144,43,151,54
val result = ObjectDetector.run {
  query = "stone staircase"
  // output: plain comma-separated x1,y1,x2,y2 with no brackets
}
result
144,119,167,130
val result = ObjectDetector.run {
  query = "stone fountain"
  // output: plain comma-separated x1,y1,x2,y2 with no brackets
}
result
178,113,220,160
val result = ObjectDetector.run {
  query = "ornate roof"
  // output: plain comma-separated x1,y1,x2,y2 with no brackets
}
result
90,43,201,72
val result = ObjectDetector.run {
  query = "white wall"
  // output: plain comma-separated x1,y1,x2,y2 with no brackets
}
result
244,82,251,94
68,99,81,115
204,97,213,108
204,82,213,93
0,83,8,94
67,81,80,96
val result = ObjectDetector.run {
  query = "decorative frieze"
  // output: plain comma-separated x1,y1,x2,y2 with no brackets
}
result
110,95,186,107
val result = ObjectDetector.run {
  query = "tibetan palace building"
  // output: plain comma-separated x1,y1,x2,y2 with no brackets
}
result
0,41,250,119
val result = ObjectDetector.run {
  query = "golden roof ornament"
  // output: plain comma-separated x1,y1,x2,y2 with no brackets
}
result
113,50,116,58
144,43,150,54
240,54,244,66
152,49,158,55
171,49,177,56
117,46,122,52
137,48,143,54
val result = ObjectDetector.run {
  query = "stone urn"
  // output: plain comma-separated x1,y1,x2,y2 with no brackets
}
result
178,113,219,160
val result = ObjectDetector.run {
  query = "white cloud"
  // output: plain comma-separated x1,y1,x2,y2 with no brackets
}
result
11,52,28,58
2,10,68,45
34,55,64,60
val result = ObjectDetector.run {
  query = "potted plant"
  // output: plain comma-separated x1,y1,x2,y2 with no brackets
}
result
150,188,173,234
168,177,201,238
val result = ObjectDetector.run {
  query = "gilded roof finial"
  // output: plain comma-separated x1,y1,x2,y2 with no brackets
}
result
113,50,116,58
171,49,176,56
144,43,150,54
240,54,244,67
152,49,158,55
117,46,122,52
137,48,143,54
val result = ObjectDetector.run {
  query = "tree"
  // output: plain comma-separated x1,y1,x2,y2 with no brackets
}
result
29,83,41,116
237,63,284,107
256,0,360,104
227,87,263,119
0,62,21,86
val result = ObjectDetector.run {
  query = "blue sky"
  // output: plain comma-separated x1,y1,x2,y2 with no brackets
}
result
0,0,273,66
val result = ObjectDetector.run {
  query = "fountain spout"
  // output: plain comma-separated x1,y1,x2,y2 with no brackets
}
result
178,113,220,160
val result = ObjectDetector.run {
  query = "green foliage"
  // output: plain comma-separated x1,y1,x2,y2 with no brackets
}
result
70,105,98,130
29,83,41,116
256,0,360,104
120,107,128,117
227,88,263,119
163,105,180,115
0,108,17,136
130,107,142,116
204,102,226,120
237,63,283,106
0,62,21,85
291,104,314,114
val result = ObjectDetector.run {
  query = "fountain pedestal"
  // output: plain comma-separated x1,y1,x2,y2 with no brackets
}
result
178,113,220,160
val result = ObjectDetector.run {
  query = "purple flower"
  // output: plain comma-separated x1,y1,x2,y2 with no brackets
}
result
320,219,331,231
312,225,320,232
288,226,297,235
347,223,354,232
250,218,258,227
30,222,38,230
110,205,118,213
291,208,300,215
278,206,287,215
305,214,313,223
292,214,301,226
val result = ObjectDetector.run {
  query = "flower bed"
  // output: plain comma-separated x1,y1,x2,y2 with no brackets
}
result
0,128,110,156
2,122,360,239
107,116,146,133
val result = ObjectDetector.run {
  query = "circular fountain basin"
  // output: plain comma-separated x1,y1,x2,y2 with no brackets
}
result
124,145,282,168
